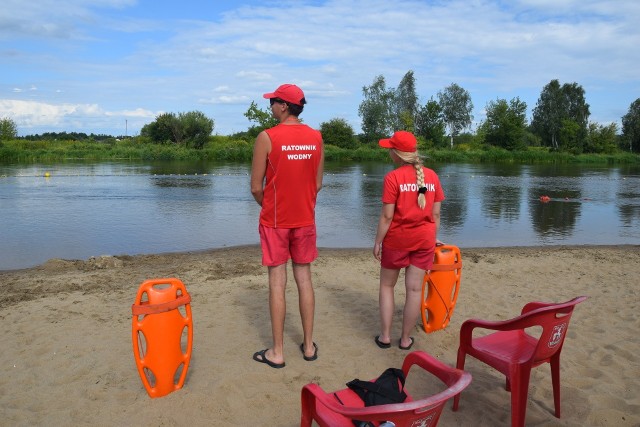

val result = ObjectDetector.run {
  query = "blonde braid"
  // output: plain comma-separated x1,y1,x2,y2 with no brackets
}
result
393,149,427,209
414,162,426,209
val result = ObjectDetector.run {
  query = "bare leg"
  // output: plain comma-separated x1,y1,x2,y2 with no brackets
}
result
400,264,425,348
293,262,315,357
378,267,400,344
265,263,287,364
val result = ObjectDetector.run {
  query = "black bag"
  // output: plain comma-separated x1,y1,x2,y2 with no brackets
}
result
340,367,407,426
346,367,407,406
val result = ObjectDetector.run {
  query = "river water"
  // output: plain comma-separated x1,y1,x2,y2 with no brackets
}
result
1,161,638,270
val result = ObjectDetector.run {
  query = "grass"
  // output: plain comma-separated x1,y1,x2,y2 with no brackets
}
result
1,137,638,164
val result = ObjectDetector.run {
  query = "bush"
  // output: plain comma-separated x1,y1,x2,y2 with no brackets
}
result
320,118,358,149
140,111,214,148
0,118,18,141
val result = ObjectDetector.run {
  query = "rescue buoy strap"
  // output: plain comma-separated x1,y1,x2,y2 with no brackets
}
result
429,262,462,271
131,294,191,315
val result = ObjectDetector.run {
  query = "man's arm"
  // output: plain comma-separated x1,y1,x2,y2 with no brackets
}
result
250,131,270,206
316,138,325,193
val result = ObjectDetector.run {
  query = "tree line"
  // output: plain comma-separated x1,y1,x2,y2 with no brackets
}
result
1,72,639,154
352,71,639,154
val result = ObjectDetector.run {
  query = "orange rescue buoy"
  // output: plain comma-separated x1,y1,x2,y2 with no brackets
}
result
131,278,193,398
420,245,462,334
539,195,551,203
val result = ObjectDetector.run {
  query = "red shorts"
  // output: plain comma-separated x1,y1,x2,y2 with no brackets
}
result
259,224,318,266
381,246,435,271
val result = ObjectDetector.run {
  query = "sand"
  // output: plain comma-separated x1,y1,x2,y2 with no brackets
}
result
1,245,638,426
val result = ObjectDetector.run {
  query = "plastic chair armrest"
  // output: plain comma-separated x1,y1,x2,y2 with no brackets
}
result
522,296,588,315
521,301,554,314
402,351,472,399
459,315,535,347
302,384,416,419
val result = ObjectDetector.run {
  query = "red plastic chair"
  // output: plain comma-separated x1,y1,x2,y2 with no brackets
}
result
301,351,471,427
452,296,587,427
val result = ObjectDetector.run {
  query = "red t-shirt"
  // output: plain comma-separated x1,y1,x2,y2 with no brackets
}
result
260,123,323,228
381,164,445,251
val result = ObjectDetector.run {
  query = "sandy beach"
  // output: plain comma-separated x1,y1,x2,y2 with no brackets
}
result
1,245,638,426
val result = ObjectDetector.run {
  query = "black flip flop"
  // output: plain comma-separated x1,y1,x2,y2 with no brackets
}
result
253,349,285,368
375,335,391,349
399,337,414,350
300,342,318,361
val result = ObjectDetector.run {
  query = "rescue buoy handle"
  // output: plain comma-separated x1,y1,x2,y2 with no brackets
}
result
131,294,191,316
429,262,462,271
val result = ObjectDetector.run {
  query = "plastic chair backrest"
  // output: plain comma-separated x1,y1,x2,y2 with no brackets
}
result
519,297,587,364
421,244,462,333
301,351,472,427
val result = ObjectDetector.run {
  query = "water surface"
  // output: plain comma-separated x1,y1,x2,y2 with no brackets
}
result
1,161,638,270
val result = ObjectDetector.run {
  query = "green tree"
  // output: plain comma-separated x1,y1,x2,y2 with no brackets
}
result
244,101,279,130
563,83,590,130
585,122,618,154
393,70,419,132
481,97,528,150
531,79,590,151
358,75,394,142
140,111,213,148
141,113,180,144
0,117,18,140
622,98,640,153
437,83,474,148
531,80,563,149
179,111,214,149
415,99,447,147
320,118,357,149
562,82,590,152
558,118,582,154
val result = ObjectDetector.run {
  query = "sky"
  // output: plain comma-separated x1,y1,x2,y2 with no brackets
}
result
1,0,639,137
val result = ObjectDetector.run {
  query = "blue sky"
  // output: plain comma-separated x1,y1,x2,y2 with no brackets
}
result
1,0,639,137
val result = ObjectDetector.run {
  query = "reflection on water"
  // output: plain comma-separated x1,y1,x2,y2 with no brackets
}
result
0,161,638,270
153,177,212,189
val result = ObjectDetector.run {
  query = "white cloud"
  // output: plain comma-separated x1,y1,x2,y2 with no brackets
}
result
236,71,272,81
0,99,157,134
105,107,157,118
200,95,251,105
0,99,82,127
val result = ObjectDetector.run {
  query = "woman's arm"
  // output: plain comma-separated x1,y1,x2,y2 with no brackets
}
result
432,201,442,243
373,203,395,260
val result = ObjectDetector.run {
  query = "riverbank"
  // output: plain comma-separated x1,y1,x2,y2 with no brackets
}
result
1,245,638,426
3,136,640,163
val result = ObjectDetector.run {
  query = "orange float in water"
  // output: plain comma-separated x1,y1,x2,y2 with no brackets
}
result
131,278,193,398
420,245,462,334
539,195,551,203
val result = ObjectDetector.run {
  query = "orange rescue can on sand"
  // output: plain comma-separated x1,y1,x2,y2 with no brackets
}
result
131,278,193,398
420,245,462,334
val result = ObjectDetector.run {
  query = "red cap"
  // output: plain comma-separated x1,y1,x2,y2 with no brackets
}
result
379,131,417,152
263,84,306,106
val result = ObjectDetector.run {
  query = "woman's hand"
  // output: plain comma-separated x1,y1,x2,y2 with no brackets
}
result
373,242,382,261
